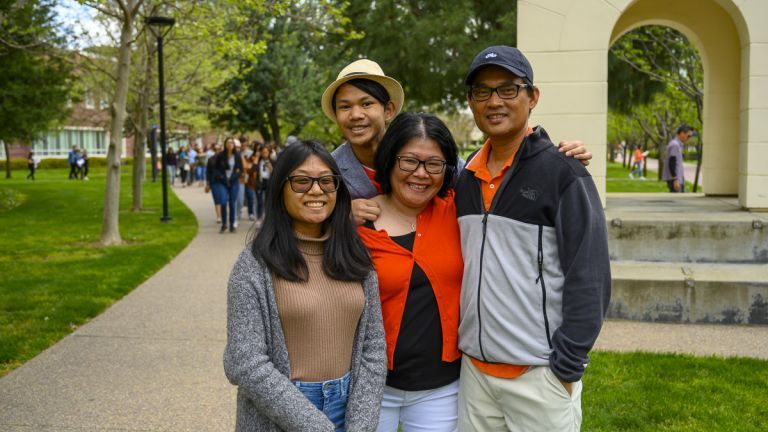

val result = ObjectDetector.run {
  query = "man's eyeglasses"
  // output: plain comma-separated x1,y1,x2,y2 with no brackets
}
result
396,156,447,174
285,175,341,193
470,83,531,102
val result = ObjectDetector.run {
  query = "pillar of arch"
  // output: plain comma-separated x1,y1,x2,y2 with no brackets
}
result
518,0,767,209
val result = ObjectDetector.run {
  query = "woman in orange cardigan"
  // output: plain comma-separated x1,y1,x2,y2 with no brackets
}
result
357,113,462,431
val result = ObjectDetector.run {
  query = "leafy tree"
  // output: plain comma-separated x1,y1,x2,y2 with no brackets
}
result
0,0,72,178
341,0,517,112
210,0,357,146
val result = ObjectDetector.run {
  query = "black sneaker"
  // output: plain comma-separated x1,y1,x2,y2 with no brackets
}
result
229,226,236,233
219,225,227,233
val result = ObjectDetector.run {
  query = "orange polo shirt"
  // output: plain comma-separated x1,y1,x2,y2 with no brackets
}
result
463,131,532,379
357,193,462,370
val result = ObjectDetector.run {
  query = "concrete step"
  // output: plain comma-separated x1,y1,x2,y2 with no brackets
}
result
609,260,768,325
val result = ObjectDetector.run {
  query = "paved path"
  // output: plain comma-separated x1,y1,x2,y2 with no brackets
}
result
1,187,767,431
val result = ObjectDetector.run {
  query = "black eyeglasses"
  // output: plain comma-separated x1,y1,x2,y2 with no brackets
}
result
470,83,531,102
285,175,341,193
396,156,447,174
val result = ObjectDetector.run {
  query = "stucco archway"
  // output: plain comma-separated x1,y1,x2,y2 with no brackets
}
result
517,0,767,209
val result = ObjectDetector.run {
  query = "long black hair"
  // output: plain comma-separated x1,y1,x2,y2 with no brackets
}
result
374,112,459,198
250,140,372,282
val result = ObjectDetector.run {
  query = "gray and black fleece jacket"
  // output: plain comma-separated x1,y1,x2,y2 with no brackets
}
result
455,126,611,383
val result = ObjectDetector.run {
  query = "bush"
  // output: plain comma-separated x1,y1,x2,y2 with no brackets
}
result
1,157,136,170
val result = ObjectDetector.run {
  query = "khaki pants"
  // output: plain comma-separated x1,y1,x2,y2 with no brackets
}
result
458,355,582,431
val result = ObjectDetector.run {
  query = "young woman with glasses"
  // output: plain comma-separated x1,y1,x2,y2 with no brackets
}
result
356,112,463,431
224,140,387,432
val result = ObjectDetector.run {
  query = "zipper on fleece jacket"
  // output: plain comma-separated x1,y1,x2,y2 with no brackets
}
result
535,224,553,349
475,210,490,361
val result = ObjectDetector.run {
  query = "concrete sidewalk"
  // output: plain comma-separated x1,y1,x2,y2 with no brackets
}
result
0,186,246,431
1,187,766,431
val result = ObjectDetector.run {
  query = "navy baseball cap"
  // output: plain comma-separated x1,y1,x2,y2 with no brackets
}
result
464,45,534,86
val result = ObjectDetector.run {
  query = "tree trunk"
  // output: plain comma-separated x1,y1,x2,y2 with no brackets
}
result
268,98,281,146
693,136,703,192
101,13,135,246
132,34,152,212
3,140,10,179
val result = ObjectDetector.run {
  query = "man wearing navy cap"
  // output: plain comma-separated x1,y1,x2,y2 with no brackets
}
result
454,46,611,431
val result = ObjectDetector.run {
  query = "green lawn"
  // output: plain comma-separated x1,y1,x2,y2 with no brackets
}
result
0,166,197,376
607,161,698,193
583,351,767,431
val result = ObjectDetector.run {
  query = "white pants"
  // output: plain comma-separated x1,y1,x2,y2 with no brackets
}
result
377,380,459,432
458,355,582,432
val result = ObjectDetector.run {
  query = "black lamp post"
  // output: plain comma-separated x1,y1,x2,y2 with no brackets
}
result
146,16,175,222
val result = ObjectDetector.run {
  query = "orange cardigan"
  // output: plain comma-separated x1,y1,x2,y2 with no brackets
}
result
358,194,463,370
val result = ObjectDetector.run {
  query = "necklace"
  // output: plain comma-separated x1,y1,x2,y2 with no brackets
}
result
384,196,418,232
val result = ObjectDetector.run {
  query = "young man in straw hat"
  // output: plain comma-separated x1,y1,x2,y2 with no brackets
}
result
321,59,592,223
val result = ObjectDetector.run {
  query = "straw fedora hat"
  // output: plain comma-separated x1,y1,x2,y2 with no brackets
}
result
321,59,404,123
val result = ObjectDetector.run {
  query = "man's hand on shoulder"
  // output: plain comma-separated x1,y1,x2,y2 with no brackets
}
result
351,199,381,226
558,140,592,167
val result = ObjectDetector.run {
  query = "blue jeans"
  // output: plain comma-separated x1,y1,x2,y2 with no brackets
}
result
293,372,350,431
245,187,256,217
213,181,239,227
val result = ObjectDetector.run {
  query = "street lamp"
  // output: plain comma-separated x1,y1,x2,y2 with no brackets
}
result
146,15,175,222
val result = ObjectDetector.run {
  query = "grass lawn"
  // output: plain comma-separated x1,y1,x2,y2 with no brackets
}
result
0,166,197,376
583,351,768,431
607,161,697,193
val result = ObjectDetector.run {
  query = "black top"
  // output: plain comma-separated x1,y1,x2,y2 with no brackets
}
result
385,230,461,391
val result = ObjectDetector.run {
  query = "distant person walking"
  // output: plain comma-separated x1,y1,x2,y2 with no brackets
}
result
205,143,223,223
68,146,78,180
662,125,693,193
80,150,89,180
630,144,647,179
26,151,38,180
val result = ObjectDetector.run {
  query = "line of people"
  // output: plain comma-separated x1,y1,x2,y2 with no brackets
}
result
224,44,611,432
205,137,277,233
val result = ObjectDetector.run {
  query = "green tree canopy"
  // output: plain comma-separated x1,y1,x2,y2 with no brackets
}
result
0,0,72,175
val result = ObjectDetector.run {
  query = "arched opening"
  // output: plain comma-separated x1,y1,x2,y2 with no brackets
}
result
610,0,744,197
607,24,703,192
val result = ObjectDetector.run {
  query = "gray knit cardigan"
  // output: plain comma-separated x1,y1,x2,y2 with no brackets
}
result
224,249,387,431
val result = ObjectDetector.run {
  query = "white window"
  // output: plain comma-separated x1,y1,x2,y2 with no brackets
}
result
100,97,109,110
33,129,107,156
0,140,5,159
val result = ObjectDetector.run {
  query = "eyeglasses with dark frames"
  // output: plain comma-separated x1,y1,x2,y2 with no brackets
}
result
285,175,341,193
470,83,531,102
396,156,447,174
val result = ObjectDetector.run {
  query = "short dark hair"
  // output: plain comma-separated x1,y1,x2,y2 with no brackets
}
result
374,112,458,198
677,125,694,135
250,140,371,282
331,78,391,112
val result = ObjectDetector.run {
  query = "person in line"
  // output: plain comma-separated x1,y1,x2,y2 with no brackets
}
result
26,151,38,180
629,144,647,179
455,45,611,432
234,140,247,225
256,143,273,223
178,145,190,187
166,147,178,186
243,141,262,222
662,125,693,193
209,137,243,233
224,140,386,431
205,142,223,223
187,144,198,186
357,113,462,431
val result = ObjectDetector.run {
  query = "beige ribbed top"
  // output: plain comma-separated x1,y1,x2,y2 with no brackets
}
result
273,231,365,381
